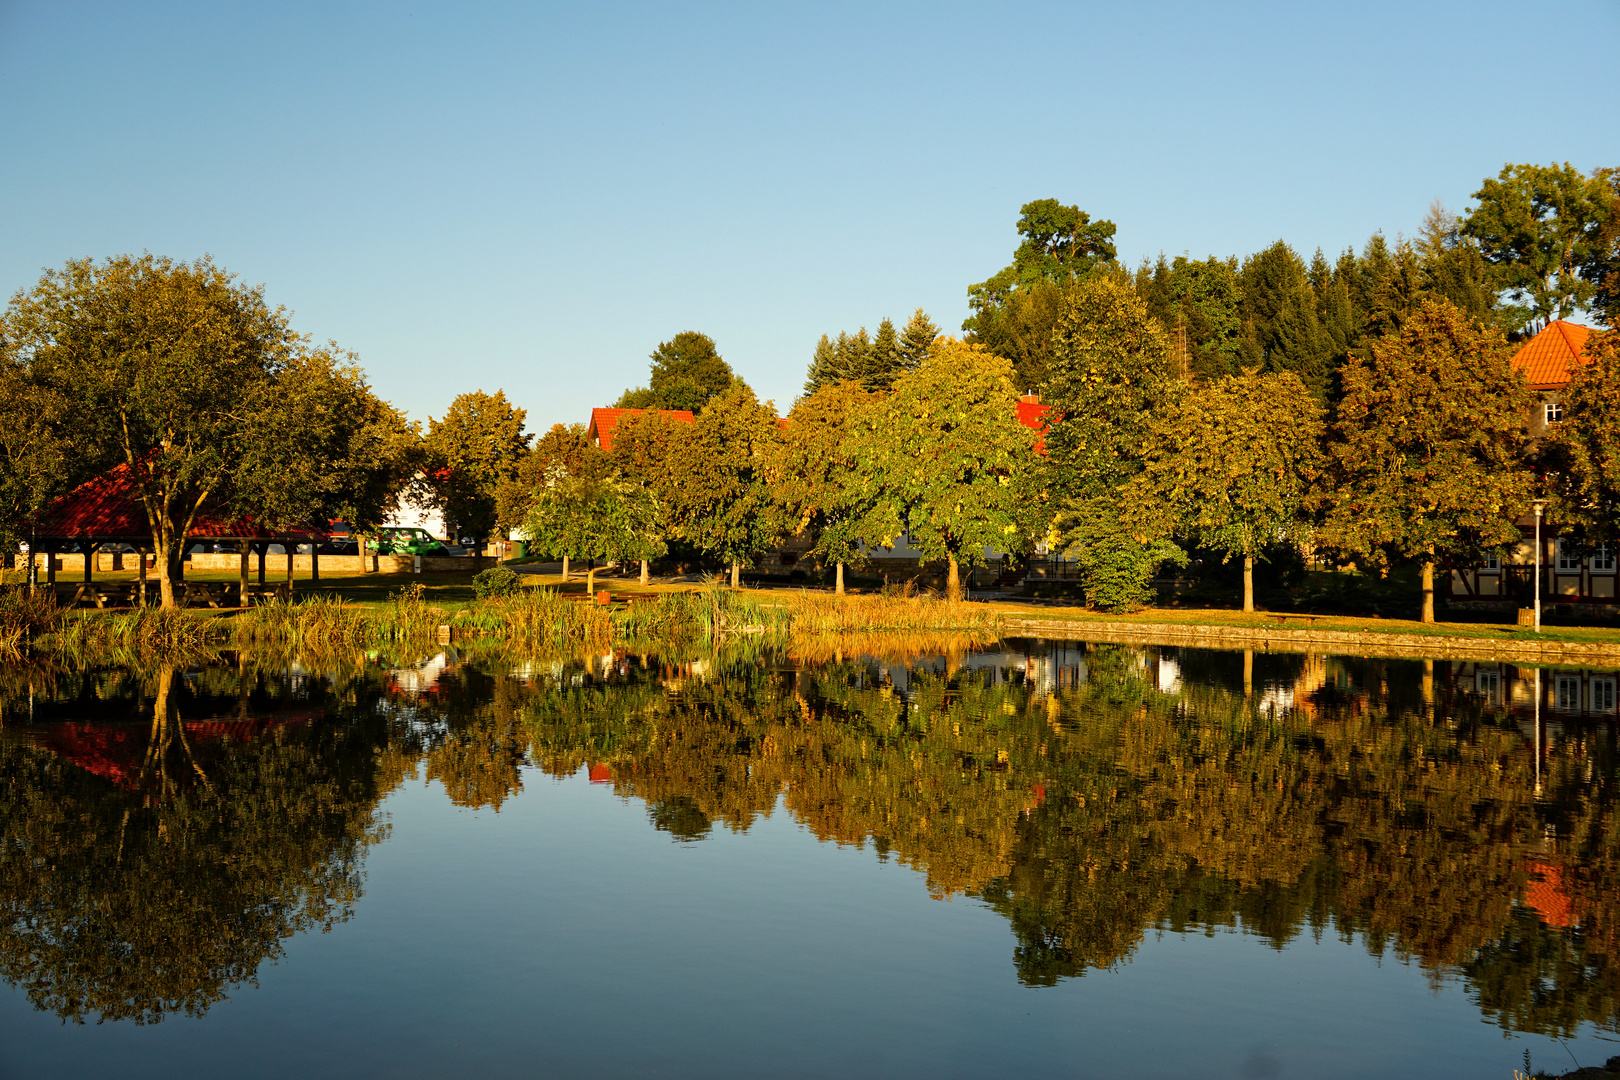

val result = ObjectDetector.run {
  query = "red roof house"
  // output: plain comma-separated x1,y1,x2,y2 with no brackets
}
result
587,408,695,453
1511,320,1593,391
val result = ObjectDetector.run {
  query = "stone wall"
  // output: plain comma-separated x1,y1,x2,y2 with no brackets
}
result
27,553,497,575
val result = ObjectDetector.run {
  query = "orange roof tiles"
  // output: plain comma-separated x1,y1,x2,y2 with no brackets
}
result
1511,320,1593,390
587,407,695,453
1017,394,1053,454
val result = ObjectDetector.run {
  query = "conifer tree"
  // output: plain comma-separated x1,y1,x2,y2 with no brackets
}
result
803,334,844,396
865,318,903,391
899,308,939,370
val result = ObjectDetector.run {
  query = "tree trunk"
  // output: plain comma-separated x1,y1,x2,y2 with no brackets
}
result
946,554,961,603
640,559,649,586
1243,554,1254,613
1421,558,1436,624
561,555,569,581
731,562,740,589
836,561,845,596
156,526,180,609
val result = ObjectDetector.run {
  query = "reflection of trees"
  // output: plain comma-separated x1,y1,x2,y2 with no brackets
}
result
0,664,405,1024
515,644,1620,1037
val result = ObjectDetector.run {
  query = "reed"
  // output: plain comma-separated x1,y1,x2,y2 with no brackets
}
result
782,591,1003,634
48,607,222,667
232,595,372,648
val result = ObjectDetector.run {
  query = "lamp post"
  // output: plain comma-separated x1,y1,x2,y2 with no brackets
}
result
1532,499,1548,633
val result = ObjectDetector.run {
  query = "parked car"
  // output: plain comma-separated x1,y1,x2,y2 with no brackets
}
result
368,527,450,557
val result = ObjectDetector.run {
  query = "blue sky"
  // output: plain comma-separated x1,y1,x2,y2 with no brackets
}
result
1,0,1615,431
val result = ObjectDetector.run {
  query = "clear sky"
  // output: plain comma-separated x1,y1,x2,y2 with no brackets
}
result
1,0,1615,431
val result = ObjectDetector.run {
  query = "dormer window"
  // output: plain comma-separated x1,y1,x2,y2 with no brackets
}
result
1545,401,1565,424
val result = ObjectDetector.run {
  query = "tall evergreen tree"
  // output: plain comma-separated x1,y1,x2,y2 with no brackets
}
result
1240,242,1332,395
1417,201,1499,325
803,334,844,396
899,308,939,371
865,318,903,391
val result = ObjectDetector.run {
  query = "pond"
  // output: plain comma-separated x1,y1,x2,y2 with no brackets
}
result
2,639,1618,1079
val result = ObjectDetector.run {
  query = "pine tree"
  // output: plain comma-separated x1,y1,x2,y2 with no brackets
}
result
834,329,872,387
803,334,843,396
865,318,903,391
899,308,939,372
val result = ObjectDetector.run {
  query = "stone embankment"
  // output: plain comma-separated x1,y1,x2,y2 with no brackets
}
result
1000,615,1620,665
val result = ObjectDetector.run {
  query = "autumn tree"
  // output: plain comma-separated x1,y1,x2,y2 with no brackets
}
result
1320,299,1533,622
1462,162,1616,332
494,422,609,537
846,338,1044,601
768,380,879,594
423,390,530,544
664,383,783,587
522,468,666,595
4,255,411,608
1544,330,1620,543
1124,371,1325,612
616,331,736,411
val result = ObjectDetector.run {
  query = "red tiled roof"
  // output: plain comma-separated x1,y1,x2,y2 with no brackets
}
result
587,407,695,453
1016,394,1052,454
31,460,323,541
1511,320,1593,390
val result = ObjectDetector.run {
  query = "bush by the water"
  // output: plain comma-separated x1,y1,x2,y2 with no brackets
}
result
473,566,523,599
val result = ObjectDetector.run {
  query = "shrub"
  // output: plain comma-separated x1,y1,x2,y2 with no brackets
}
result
473,565,523,599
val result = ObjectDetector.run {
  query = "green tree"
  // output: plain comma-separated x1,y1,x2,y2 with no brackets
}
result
1417,200,1499,326
1042,276,1184,610
965,199,1119,391
1125,371,1325,612
616,331,735,411
423,390,531,545
846,338,1044,601
664,383,783,587
522,469,666,595
769,380,879,594
495,423,609,537
1587,170,1620,328
1239,242,1333,395
802,334,843,396
1320,299,1533,622
898,308,939,371
865,317,903,391
1544,330,1620,542
1462,162,1616,331
0,344,75,557
5,255,403,608
1135,254,1245,381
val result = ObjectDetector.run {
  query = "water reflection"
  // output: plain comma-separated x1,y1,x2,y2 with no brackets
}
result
2,640,1618,1042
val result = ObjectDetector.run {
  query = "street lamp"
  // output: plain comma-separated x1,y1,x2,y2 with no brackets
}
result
1532,499,1548,633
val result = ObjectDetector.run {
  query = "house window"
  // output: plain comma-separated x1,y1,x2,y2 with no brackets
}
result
1556,538,1583,573
1594,543,1616,574
1545,401,1565,424
1593,678,1618,713
1481,551,1500,571
1555,674,1582,712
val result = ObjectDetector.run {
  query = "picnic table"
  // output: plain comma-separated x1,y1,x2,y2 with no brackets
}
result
68,581,147,609
244,582,292,605
1266,612,1328,625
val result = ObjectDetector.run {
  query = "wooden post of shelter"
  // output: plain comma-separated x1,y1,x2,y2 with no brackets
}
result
82,541,94,583
138,547,148,607
285,542,295,595
45,543,56,589
256,542,266,585
238,541,250,608
310,542,319,585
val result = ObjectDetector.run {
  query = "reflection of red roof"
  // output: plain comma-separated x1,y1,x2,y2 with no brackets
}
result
32,460,324,541
1523,858,1576,929
34,711,320,790
1511,320,1592,390
587,408,695,453
588,763,614,784
1017,394,1053,454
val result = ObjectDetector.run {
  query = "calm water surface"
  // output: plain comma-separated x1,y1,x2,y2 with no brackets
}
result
2,640,1619,1079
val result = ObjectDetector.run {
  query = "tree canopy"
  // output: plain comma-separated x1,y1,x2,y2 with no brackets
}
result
1320,299,1533,621
769,380,880,591
616,331,736,411
846,338,1044,600
495,422,609,536
423,390,531,544
4,254,411,606
522,469,665,594
1125,371,1324,612
1462,162,1615,332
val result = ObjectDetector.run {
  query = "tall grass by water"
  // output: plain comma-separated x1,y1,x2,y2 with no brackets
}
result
781,591,1003,634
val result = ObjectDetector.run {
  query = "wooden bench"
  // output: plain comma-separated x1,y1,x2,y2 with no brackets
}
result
181,582,239,608
243,582,292,606
68,582,145,609
1266,612,1328,625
